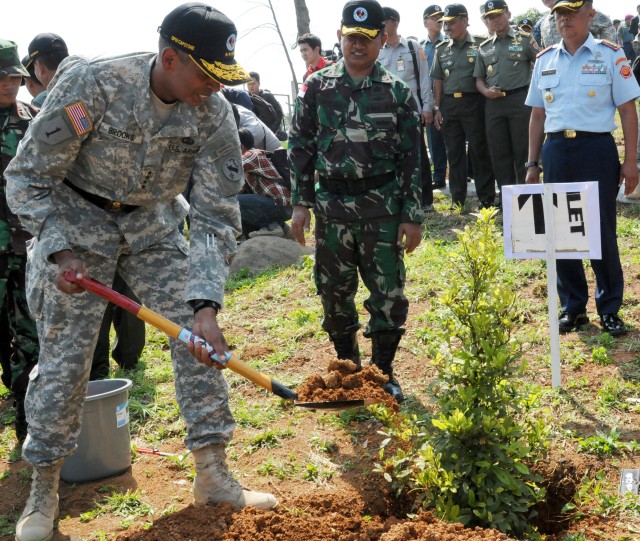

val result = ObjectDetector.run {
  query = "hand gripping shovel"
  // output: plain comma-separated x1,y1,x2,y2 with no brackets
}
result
64,270,379,411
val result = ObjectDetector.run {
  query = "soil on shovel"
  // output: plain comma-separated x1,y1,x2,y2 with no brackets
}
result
295,360,398,410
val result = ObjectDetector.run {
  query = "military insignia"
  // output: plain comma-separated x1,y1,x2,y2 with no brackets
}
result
354,7,368,22
544,90,554,103
582,64,606,74
38,116,73,145
65,101,92,136
226,34,236,52
588,90,595,96
537,46,553,58
487,65,494,74
298,84,307,98
222,157,243,181
182,137,195,145
620,65,632,78
616,57,628,66
487,1,494,8
444,68,450,77
541,68,556,76
601,39,620,51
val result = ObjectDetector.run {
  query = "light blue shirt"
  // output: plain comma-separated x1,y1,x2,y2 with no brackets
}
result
525,33,640,133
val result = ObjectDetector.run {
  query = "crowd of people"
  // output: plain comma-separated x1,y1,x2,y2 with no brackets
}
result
1,0,639,539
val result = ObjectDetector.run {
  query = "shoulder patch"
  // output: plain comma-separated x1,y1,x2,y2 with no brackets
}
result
520,30,531,37
601,39,621,51
37,116,74,146
536,46,553,58
222,156,243,182
65,102,93,137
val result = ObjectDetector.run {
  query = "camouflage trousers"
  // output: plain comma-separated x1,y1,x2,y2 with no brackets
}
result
0,252,39,394
23,231,235,466
314,214,408,338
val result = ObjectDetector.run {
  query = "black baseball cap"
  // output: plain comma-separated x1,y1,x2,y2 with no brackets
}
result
440,3,469,21
26,33,68,69
424,5,445,18
551,0,587,13
518,18,534,28
382,7,400,21
158,2,251,85
482,0,508,17
341,0,386,40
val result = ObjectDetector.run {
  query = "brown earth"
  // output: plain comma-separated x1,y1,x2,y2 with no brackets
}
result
1,205,640,540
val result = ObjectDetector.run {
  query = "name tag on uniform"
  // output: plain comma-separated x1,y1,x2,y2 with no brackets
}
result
397,58,405,72
541,69,556,76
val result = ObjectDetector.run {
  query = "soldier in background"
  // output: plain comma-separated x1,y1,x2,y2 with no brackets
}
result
20,56,46,105
378,6,434,211
431,3,496,209
289,0,422,403
24,33,69,107
538,0,616,47
0,40,40,444
475,0,539,195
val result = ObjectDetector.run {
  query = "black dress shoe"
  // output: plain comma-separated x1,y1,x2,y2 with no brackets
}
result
558,312,589,333
600,313,627,336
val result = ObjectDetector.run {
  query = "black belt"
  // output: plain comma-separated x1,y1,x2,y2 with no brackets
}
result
546,131,610,139
444,92,479,98
63,179,140,214
501,85,529,95
319,172,395,196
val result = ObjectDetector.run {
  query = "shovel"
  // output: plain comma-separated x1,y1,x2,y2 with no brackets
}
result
64,269,380,411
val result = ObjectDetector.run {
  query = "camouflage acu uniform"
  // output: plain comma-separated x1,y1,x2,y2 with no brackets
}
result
540,10,616,48
288,59,422,336
6,53,242,465
0,100,39,402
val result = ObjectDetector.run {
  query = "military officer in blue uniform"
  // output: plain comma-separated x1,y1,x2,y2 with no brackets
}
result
525,0,640,336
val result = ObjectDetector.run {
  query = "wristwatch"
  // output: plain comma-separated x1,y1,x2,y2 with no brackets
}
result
432,105,440,112
188,299,221,315
524,161,539,168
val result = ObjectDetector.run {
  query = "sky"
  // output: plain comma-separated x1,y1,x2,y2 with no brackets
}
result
2,0,637,108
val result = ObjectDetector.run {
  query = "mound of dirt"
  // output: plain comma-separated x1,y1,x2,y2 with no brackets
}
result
116,493,517,541
295,360,398,410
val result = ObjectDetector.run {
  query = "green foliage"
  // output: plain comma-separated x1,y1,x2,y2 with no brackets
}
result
513,7,545,26
80,489,153,523
376,211,549,537
575,426,639,456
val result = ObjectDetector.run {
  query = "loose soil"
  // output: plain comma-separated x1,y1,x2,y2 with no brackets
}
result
1,205,640,540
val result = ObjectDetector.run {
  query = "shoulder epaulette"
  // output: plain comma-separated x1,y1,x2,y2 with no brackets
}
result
601,39,621,51
536,46,553,58
519,30,532,37
479,37,493,47
435,40,448,48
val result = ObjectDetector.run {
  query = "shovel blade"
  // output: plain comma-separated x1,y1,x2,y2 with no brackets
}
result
294,397,382,411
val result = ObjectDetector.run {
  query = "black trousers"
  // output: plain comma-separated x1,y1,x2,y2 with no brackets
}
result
441,93,495,206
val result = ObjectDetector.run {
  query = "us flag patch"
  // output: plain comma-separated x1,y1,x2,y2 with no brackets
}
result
65,102,93,136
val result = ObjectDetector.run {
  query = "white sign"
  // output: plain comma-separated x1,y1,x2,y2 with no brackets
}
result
502,182,601,260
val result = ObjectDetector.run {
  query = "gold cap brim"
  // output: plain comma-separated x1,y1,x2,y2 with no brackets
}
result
341,25,381,39
190,55,252,86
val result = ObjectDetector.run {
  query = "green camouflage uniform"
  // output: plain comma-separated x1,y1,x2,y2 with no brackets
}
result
0,100,39,396
288,59,422,336
540,10,616,48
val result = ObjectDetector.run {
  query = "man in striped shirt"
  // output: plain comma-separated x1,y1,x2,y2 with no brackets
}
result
237,128,292,238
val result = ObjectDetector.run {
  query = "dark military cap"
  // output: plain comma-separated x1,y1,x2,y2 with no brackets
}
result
423,5,445,18
518,18,534,29
440,3,469,21
382,7,400,21
158,2,251,85
551,0,587,13
481,0,508,18
26,33,68,69
341,0,385,40
0,40,29,79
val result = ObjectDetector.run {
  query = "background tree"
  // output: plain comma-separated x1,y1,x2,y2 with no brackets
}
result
293,0,311,37
514,7,544,25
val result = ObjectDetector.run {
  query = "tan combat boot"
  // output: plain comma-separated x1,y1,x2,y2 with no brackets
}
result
15,462,62,541
192,444,278,510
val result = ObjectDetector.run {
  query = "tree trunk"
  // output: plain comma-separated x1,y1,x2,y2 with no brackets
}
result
293,0,310,37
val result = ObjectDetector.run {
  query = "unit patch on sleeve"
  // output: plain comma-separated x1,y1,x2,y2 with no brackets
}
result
222,156,243,181
65,101,93,136
37,116,74,145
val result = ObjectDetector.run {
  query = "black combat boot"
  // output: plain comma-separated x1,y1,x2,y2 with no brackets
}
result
14,391,28,444
370,331,404,403
329,332,361,368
